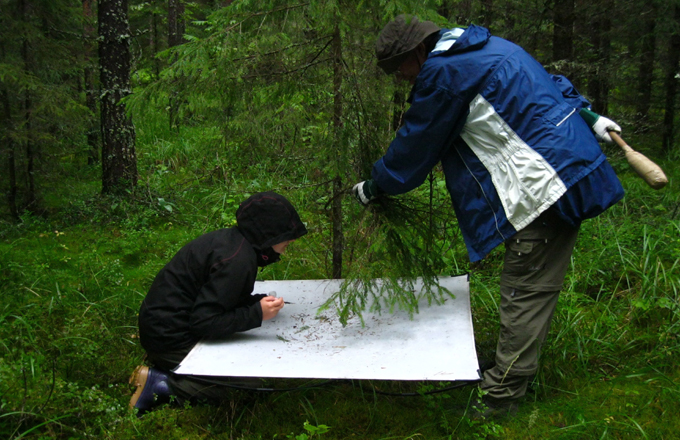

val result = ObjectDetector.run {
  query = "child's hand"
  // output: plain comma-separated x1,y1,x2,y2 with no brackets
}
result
260,296,284,320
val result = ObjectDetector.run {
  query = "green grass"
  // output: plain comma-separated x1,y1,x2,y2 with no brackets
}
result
2,193,678,439
1,112,679,439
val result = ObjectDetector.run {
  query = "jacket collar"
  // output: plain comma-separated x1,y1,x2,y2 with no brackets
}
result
430,25,491,57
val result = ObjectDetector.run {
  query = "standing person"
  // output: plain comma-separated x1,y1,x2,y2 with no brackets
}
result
351,15,624,418
129,191,308,413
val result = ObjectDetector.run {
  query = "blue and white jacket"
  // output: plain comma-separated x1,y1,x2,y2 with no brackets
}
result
372,25,624,262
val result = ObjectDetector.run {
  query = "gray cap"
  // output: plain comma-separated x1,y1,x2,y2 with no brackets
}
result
375,15,440,74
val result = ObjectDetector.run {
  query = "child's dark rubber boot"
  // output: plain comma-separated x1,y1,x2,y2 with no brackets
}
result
129,366,172,415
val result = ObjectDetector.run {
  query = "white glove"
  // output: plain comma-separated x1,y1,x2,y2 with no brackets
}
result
592,116,621,144
351,180,379,206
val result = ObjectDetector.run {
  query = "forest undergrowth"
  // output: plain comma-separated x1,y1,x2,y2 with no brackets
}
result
1,111,679,439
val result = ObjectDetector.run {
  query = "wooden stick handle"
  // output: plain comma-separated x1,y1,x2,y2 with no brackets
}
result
609,131,633,153
609,131,668,190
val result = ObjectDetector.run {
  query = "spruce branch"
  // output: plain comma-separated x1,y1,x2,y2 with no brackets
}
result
321,186,462,326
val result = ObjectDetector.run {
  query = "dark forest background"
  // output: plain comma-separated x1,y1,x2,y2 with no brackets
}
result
1,1,679,439
2,0,679,224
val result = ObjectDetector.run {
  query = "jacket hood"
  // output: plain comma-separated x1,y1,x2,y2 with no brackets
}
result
236,191,308,251
405,25,492,105
433,25,490,56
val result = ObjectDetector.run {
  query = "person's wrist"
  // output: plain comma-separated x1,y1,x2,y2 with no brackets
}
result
365,179,380,199
579,108,599,127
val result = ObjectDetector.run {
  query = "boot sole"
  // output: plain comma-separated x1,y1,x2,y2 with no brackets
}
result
128,365,149,409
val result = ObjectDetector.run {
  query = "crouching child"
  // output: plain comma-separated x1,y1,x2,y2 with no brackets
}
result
129,191,308,413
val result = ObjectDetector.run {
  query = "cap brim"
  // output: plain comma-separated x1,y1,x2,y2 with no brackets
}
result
377,51,411,74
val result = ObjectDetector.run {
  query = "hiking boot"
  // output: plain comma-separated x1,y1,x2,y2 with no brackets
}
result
469,396,519,420
129,366,173,413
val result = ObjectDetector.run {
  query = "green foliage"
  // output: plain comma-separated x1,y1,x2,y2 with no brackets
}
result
0,0,93,217
2,1,680,439
320,176,467,325
3,160,678,439
276,420,331,440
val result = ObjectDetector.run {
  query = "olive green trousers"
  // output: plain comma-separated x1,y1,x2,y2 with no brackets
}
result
480,210,580,400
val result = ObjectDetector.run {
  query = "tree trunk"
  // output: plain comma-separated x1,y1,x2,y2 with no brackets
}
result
437,4,451,22
331,24,343,279
99,0,137,193
456,0,472,25
588,12,611,115
168,0,185,131
168,0,185,47
1,79,18,221
0,37,18,220
481,0,493,30
553,0,574,64
662,5,680,155
150,9,160,79
23,89,35,209
20,0,36,210
83,0,99,165
636,5,657,128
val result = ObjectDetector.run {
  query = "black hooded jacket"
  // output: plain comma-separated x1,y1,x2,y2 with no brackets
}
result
138,192,307,353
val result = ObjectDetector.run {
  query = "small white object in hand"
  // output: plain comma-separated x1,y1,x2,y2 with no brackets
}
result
269,291,277,297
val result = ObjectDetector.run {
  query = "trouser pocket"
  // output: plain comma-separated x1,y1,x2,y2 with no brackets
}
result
501,211,579,291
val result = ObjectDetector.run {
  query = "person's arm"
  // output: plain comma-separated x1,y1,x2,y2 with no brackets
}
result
578,108,621,144
372,82,467,195
245,292,284,319
550,74,622,143
244,293,267,306
189,255,262,340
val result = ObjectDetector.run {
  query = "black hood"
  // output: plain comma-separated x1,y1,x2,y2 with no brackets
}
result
236,191,308,251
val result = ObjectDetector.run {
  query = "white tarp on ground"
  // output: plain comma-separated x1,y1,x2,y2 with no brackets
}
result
174,275,480,381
